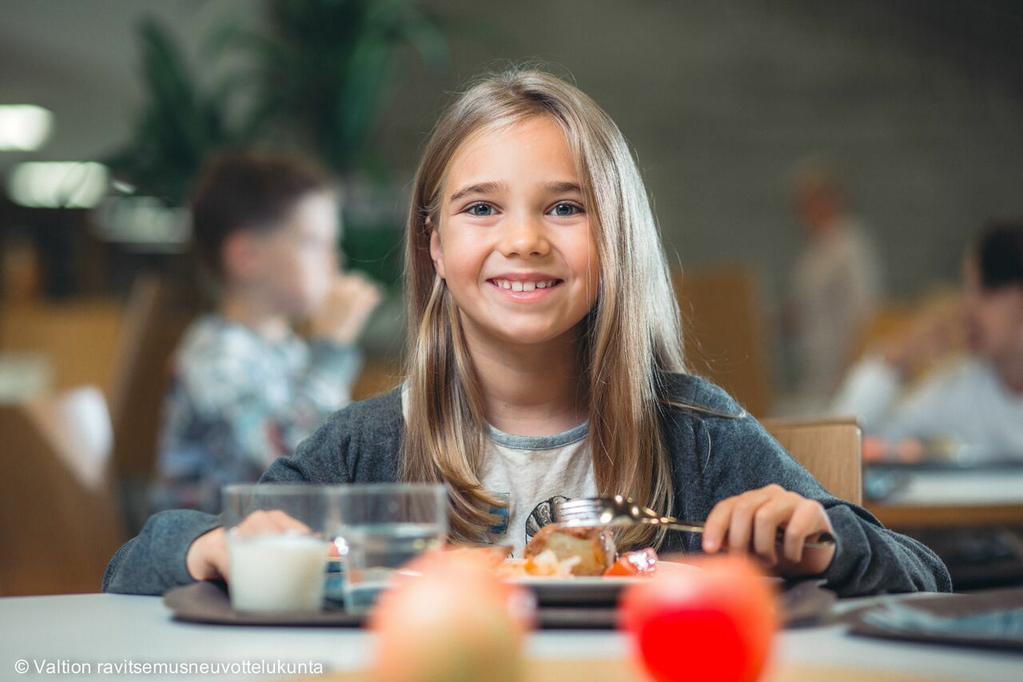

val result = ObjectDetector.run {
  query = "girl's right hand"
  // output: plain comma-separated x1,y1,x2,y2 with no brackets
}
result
185,510,311,583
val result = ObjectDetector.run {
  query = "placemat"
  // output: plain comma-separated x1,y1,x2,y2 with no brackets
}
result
163,579,835,630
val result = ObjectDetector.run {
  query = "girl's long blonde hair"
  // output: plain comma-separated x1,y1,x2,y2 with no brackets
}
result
401,68,686,548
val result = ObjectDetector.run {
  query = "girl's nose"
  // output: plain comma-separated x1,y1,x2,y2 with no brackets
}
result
498,216,551,258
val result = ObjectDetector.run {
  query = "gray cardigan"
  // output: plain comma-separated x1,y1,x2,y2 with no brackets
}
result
103,373,951,597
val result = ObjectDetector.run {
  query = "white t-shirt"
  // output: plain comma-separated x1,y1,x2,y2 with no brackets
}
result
400,385,596,555
481,421,596,555
832,356,1023,461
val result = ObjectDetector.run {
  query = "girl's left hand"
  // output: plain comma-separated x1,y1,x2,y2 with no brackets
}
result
701,484,837,577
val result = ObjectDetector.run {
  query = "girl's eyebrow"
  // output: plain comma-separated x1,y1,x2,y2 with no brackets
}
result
544,181,583,194
449,181,505,203
448,180,583,204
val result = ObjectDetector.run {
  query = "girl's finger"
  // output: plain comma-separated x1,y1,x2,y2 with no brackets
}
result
212,536,232,583
266,510,312,534
727,492,768,554
703,497,737,553
752,495,797,565
235,510,312,539
783,500,825,564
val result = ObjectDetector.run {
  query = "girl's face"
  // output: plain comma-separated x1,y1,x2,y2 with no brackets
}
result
964,256,1023,363
430,115,600,349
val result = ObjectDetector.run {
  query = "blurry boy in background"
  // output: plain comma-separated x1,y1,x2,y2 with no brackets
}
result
151,152,381,513
833,221,1023,462
785,159,882,407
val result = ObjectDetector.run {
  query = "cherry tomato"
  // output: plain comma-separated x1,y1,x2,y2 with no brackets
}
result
605,548,658,577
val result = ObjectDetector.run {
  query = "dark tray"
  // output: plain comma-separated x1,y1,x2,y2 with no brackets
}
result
164,579,835,630
847,587,1023,653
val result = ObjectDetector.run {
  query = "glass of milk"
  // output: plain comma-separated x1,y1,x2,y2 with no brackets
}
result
222,484,340,613
333,484,448,615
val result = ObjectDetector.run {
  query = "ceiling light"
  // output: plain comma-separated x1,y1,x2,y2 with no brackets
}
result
7,161,109,209
0,105,53,151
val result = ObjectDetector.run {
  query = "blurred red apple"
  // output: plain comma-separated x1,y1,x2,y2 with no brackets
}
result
620,554,778,682
369,550,534,682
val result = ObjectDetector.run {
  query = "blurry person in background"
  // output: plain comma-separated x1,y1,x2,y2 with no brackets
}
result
833,220,1023,463
151,152,382,513
784,158,882,409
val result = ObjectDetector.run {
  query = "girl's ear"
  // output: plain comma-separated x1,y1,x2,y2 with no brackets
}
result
429,225,447,279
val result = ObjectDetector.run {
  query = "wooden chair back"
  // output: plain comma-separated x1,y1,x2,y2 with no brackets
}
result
107,275,196,532
0,386,125,595
762,417,863,504
673,266,773,417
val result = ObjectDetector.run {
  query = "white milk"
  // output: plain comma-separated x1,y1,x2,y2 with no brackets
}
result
228,534,329,612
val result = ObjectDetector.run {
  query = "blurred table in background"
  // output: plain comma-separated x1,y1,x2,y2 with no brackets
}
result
867,466,1023,527
866,466,1023,590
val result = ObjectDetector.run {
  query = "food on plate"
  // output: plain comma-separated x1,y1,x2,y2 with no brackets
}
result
370,550,534,682
491,524,659,579
620,554,778,682
523,525,616,576
605,547,658,577
444,526,663,579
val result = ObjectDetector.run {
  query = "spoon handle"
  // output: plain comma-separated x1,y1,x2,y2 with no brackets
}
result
653,519,836,550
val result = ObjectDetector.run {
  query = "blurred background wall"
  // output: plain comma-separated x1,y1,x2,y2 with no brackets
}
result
3,0,1022,300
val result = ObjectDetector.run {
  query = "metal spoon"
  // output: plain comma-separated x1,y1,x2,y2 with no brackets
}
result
556,495,836,550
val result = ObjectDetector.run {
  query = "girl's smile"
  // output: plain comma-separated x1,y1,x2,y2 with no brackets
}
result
486,272,564,302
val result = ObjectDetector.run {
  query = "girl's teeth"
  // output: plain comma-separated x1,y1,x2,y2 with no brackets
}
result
491,279,558,291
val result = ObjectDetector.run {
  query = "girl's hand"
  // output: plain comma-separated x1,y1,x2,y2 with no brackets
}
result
701,484,837,577
185,510,311,583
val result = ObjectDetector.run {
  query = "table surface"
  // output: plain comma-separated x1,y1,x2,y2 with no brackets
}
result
1,592,1020,681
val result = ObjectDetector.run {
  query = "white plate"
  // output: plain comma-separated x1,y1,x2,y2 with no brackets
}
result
506,564,783,607
507,576,640,606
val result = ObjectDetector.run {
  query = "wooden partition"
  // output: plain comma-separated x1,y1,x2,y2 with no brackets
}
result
0,299,124,395
673,266,773,417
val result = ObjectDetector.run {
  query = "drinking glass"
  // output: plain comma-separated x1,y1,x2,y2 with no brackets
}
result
334,483,448,614
222,484,337,613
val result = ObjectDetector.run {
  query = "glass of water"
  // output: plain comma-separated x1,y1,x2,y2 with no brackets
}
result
334,483,448,614
222,484,337,613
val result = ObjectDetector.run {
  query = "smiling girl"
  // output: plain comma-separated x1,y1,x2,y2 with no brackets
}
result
104,69,950,597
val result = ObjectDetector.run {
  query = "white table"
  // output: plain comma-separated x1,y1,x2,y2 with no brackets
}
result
1,593,1020,681
885,468,1023,507
867,467,1023,528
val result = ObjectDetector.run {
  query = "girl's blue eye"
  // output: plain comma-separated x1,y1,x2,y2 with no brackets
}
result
550,202,583,217
466,202,495,217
